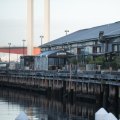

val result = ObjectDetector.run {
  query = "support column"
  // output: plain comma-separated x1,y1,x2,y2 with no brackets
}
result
44,0,50,43
118,86,120,100
27,0,33,55
102,85,109,109
118,86,120,118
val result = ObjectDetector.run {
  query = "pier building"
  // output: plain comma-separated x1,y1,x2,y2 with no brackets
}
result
40,21,120,70
34,50,73,70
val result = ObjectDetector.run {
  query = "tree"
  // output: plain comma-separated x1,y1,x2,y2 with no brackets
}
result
86,56,94,64
95,56,105,65
67,57,78,71
115,56,120,67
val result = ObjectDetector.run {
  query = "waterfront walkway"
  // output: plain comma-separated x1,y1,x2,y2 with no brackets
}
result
0,69,120,102
1,69,120,85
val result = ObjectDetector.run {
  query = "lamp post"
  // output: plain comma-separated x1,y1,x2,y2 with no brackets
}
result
40,36,44,45
22,40,26,56
65,30,69,35
8,43,11,68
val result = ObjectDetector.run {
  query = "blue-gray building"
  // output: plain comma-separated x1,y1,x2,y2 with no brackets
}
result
40,21,120,70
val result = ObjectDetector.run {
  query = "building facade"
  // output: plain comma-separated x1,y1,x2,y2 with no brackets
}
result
34,50,73,70
40,22,120,69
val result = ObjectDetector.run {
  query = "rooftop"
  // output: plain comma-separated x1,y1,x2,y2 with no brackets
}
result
41,21,120,47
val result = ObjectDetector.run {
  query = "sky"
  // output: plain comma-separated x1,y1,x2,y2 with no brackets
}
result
0,0,120,47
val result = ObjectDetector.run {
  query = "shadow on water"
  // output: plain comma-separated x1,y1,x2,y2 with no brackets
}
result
0,86,119,120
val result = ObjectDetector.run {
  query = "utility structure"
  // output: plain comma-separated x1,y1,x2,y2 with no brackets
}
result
27,0,50,55
8,43,11,67
22,40,26,56
40,36,44,45
65,30,69,35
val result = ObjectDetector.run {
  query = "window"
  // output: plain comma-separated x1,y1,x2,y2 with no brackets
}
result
48,58,54,65
93,46,97,53
113,44,117,52
97,47,101,53
59,58,65,65
119,44,120,51
77,48,81,54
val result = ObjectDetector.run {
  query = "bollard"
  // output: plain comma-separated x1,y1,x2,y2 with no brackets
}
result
15,112,29,120
95,107,108,120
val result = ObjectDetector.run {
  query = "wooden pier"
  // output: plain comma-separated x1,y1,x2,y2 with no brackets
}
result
0,70,120,103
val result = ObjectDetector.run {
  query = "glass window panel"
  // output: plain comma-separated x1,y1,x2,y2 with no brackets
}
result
113,45,117,52
48,58,54,65
97,47,100,53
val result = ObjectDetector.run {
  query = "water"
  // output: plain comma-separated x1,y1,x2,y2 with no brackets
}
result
0,87,119,120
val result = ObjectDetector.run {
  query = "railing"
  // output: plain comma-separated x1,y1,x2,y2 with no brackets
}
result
0,69,120,85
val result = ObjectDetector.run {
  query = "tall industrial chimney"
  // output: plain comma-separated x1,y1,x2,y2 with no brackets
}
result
27,0,33,55
44,0,50,43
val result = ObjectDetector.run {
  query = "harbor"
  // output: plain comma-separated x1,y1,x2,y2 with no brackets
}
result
0,1,120,119
0,70,120,103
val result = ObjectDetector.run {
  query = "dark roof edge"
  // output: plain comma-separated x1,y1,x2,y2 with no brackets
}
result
41,34,120,48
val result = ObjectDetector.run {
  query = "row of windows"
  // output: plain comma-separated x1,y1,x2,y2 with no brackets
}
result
42,43,120,54
42,41,95,51
77,44,120,54
92,44,120,53
48,58,66,66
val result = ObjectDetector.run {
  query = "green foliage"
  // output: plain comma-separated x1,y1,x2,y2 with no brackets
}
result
95,56,105,65
85,56,94,64
77,55,84,63
68,54,120,70
114,56,120,67
85,56,105,65
103,61,117,70
67,57,77,65
102,55,120,70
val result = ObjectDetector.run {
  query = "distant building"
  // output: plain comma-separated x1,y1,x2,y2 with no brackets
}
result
20,56,35,70
34,50,73,70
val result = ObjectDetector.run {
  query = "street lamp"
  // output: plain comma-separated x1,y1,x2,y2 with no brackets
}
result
40,36,44,45
22,40,26,56
8,43,11,67
65,30,69,35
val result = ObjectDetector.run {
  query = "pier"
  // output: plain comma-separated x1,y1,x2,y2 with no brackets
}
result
0,70,120,103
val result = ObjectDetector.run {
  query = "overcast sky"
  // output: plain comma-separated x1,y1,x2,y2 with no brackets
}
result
0,0,120,47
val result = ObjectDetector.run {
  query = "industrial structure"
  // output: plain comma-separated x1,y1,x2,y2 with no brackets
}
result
27,0,33,55
0,47,40,55
44,0,50,43
27,0,50,55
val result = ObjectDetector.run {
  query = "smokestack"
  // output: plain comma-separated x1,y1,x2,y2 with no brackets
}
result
44,0,50,43
27,0,33,55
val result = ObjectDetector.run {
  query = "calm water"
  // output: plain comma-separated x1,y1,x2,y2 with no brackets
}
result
0,87,119,120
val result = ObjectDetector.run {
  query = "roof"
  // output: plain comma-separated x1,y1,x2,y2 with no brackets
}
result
38,50,59,57
37,50,73,58
41,21,120,47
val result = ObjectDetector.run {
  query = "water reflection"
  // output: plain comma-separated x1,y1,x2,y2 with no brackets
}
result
0,87,119,120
